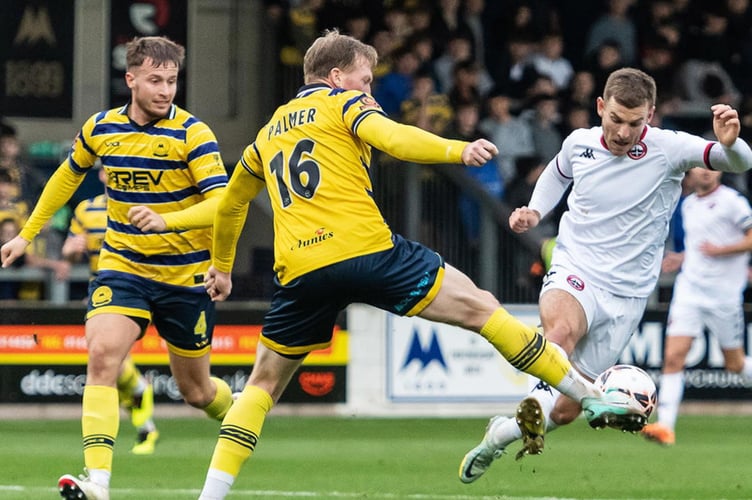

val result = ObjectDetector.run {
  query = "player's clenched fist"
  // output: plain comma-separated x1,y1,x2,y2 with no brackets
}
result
461,139,498,167
509,206,541,233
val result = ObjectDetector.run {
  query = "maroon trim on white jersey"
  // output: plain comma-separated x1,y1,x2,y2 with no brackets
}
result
555,156,573,179
703,142,715,169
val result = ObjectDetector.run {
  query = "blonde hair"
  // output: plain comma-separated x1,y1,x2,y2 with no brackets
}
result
303,29,378,83
603,67,656,109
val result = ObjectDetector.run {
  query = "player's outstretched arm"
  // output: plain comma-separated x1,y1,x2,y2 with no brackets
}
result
357,112,497,166
211,153,266,278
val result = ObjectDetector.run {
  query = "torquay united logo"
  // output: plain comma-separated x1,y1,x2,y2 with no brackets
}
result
152,138,170,157
627,141,648,160
90,286,113,307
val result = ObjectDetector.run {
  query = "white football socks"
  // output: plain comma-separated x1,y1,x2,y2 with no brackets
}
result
656,371,684,431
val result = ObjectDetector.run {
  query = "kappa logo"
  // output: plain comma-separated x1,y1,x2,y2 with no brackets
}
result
533,380,553,395
579,148,595,159
401,327,448,372
628,141,648,160
542,270,556,288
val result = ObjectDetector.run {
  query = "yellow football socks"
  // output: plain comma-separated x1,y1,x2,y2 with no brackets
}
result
82,385,119,472
480,308,570,387
210,385,273,478
116,357,140,405
203,376,234,421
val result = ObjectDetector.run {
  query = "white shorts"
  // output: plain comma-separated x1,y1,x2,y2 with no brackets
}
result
541,263,648,380
667,280,745,349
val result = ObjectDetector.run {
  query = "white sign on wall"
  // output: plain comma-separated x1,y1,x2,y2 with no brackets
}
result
386,313,534,403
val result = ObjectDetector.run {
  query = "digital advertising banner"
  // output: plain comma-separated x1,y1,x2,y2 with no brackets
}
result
385,308,752,403
109,0,187,108
0,307,347,405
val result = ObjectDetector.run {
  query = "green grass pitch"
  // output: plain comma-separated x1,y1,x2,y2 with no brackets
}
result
0,414,750,499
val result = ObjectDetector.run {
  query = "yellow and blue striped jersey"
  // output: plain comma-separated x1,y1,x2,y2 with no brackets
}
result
64,103,227,289
68,193,107,276
240,84,394,283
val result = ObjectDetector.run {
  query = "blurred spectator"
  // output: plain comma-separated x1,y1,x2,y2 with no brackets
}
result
587,38,625,93
405,31,435,75
0,217,24,299
460,0,488,67
433,32,477,94
674,59,742,114
406,4,433,40
447,59,493,108
447,101,504,246
530,31,574,91
502,32,541,99
373,44,420,116
639,34,678,97
0,122,46,206
503,154,558,300
561,69,598,123
0,216,70,300
556,0,602,69
561,103,593,136
636,0,683,51
723,0,752,89
0,168,29,226
343,9,371,41
521,92,563,163
682,5,733,67
278,0,325,66
369,29,397,79
429,0,472,57
381,5,413,46
478,86,535,183
584,0,638,65
523,73,558,103
316,0,384,35
400,70,454,136
504,155,558,238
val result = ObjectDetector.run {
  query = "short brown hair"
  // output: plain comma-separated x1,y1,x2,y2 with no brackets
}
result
126,36,185,70
303,29,378,83
603,67,656,109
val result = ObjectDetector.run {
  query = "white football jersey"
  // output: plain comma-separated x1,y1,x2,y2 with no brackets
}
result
677,184,752,303
531,125,716,297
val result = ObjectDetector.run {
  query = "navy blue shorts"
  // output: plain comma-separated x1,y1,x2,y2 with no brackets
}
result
87,270,216,354
260,234,444,357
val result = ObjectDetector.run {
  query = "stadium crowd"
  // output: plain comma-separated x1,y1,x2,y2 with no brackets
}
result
267,0,752,192
3,0,752,300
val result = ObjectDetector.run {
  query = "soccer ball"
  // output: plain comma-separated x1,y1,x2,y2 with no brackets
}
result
594,364,658,419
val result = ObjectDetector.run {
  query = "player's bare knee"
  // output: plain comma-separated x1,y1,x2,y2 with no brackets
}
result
550,405,578,426
725,359,744,373
180,386,214,408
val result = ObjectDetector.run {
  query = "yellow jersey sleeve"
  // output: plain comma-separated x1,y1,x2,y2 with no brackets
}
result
19,165,86,241
212,146,266,273
356,112,467,164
